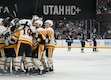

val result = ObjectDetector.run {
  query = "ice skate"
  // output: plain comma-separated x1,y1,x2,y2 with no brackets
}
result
93,48,98,52
81,49,84,53
38,65,46,75
49,64,54,72
0,69,7,75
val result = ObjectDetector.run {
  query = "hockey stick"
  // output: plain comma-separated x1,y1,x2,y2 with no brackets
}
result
34,0,38,14
13,11,17,18
14,4,18,17
14,4,18,13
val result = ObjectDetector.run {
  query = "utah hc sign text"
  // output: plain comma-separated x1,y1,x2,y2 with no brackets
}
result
38,0,96,20
43,5,81,15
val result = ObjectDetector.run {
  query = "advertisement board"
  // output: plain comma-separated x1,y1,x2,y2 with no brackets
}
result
0,0,96,20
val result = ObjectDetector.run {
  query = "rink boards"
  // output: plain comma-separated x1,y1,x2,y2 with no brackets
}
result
55,39,111,48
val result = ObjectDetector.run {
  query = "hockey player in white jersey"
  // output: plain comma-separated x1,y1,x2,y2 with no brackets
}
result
4,18,20,73
32,20,46,75
13,19,34,75
44,20,55,72
0,18,7,73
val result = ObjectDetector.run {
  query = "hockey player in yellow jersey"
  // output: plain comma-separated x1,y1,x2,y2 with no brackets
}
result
32,20,46,74
0,18,7,73
13,19,34,75
4,18,20,73
44,20,55,72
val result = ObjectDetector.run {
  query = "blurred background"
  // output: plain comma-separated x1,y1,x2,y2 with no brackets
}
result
0,0,111,39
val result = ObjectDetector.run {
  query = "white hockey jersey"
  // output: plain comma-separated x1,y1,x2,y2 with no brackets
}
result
45,27,55,47
18,25,35,46
0,25,7,44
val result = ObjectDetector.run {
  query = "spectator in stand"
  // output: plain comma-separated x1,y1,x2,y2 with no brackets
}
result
58,20,65,29
96,0,111,13
77,22,84,35
107,0,111,8
72,31,78,39
100,6,108,13
97,9,102,14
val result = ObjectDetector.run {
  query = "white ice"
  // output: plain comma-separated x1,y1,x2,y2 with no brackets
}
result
0,48,111,80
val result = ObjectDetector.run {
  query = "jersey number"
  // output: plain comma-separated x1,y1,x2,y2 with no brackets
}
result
23,28,31,36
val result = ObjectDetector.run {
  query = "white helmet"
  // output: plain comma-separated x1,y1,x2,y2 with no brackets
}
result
34,20,43,26
45,20,53,26
32,15,39,21
19,19,32,26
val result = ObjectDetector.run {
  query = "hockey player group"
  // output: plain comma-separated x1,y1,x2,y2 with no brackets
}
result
0,16,56,76
66,29,98,53
79,29,98,53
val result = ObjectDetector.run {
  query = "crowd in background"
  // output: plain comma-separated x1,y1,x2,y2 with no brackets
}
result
53,20,79,39
52,20,111,40
96,0,111,14
51,0,111,40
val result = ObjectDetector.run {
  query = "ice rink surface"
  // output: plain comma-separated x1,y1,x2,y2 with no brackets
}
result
0,48,111,80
